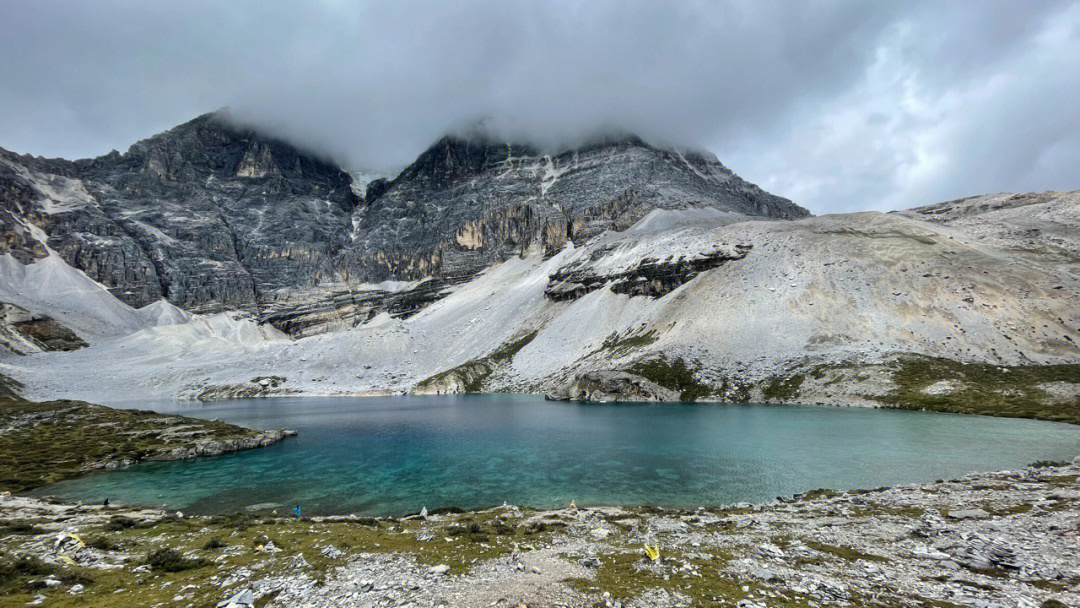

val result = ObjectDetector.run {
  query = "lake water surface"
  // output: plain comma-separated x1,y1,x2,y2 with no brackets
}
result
35,395,1080,516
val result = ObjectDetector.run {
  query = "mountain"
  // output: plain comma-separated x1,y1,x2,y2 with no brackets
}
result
1,113,356,316
1,113,1077,418
0,111,807,337
345,134,805,280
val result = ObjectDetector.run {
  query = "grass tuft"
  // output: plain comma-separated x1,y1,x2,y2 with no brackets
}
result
144,547,210,572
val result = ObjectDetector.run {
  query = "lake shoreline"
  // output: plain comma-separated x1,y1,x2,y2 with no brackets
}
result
29,393,1080,518
3,458,1078,607
3,383,1080,605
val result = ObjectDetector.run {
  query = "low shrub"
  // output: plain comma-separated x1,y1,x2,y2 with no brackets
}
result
106,515,138,531
87,536,122,551
1,521,45,535
202,537,226,550
144,548,209,572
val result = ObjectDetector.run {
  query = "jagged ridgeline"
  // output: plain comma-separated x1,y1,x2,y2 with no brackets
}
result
0,111,807,336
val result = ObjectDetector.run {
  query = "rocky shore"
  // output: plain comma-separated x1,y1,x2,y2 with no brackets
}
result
2,459,1077,607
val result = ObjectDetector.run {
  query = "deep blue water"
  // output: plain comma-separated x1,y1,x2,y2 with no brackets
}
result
34,395,1080,516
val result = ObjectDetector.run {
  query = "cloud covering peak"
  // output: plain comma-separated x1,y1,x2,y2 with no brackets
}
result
1,0,1077,213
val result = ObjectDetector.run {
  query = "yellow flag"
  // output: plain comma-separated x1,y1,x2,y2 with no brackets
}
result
644,543,660,561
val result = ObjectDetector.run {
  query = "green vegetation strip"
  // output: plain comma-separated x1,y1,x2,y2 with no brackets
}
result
598,329,657,356
873,355,1080,424
416,330,538,392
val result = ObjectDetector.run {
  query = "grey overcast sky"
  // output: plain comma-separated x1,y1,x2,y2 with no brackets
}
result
1,1,1078,214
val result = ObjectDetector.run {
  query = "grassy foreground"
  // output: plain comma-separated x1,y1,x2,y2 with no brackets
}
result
1,463,1078,608
0,506,550,607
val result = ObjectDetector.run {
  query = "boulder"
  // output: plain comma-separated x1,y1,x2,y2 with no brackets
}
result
217,589,254,608
555,370,679,403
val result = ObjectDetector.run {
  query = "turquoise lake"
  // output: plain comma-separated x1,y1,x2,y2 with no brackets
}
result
34,395,1080,516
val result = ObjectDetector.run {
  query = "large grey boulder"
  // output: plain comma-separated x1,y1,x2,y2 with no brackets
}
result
550,370,680,403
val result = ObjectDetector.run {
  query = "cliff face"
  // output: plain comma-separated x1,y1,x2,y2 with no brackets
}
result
1,113,357,315
0,112,806,335
345,135,805,283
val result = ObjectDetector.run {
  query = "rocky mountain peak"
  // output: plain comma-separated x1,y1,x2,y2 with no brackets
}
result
82,111,347,193
2,111,808,335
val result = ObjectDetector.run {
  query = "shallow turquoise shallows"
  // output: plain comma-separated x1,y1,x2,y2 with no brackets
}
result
34,395,1080,516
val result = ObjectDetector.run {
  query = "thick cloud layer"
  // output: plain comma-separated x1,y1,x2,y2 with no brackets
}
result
1,0,1077,213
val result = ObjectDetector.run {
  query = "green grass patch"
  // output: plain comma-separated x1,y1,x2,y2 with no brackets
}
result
416,331,539,393
627,356,712,401
0,551,95,598
761,374,805,401
599,330,658,357
872,355,1080,424
1039,473,1078,487
562,547,817,607
804,540,889,563
985,503,1032,517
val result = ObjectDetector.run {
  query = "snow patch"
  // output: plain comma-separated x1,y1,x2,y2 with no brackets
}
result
0,253,145,337
0,157,94,215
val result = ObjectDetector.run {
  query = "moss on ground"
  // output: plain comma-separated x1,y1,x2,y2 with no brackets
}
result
761,374,805,401
872,355,1080,424
415,330,539,393
627,356,713,401
598,329,658,357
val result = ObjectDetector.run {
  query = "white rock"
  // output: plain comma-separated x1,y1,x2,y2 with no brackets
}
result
217,588,255,608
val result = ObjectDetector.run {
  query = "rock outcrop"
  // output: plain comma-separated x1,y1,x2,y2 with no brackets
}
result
0,302,87,354
546,370,680,402
1,112,358,319
546,242,751,301
137,429,299,465
346,135,805,284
